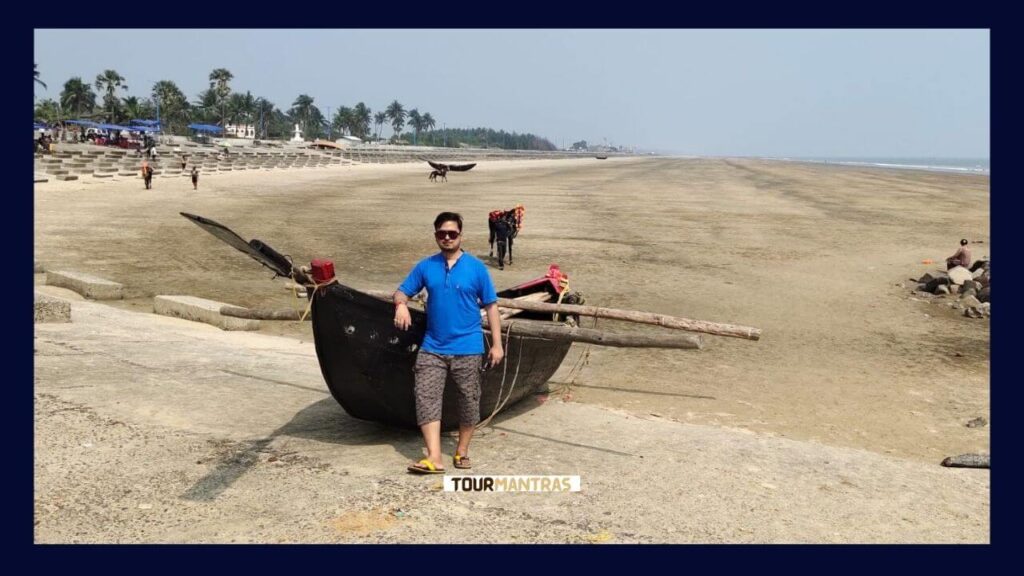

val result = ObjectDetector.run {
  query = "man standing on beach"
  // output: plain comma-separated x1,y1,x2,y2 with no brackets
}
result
394,212,504,474
191,166,199,191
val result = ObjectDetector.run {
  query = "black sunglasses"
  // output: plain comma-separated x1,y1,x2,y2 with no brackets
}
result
434,230,461,240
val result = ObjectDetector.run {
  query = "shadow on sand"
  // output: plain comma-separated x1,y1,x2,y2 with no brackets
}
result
182,387,630,501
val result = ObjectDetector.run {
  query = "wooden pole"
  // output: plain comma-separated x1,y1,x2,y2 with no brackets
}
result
493,298,761,341
482,319,703,350
220,305,307,321
362,288,740,345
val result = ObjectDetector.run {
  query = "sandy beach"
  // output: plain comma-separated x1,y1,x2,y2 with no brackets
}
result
34,156,990,542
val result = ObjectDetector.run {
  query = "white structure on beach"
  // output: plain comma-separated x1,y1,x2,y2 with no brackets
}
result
224,123,256,138
291,124,304,142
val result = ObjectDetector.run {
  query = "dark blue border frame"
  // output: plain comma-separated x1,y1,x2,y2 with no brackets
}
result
16,1,1006,569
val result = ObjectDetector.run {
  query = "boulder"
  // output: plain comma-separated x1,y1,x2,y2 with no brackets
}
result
960,295,982,309
977,272,990,288
961,280,980,293
934,285,950,295
977,286,990,303
948,283,961,295
947,266,972,285
961,288,977,300
925,277,950,292
918,272,941,284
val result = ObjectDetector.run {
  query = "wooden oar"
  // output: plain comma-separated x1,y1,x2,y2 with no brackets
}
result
492,298,761,341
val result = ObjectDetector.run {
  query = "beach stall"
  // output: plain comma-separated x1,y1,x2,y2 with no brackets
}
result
188,123,224,145
63,119,101,143
130,119,162,135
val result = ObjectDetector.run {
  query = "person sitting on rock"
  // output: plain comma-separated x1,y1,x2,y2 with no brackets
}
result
946,239,972,270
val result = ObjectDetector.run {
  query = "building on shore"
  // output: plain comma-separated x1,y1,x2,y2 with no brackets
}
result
224,123,256,138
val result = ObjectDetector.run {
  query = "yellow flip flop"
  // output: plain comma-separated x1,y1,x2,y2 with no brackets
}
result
408,458,446,474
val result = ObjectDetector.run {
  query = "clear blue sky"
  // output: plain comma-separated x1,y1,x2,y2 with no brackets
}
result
34,29,989,158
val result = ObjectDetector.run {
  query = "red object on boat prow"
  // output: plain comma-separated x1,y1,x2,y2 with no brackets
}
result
311,259,335,284
512,264,569,294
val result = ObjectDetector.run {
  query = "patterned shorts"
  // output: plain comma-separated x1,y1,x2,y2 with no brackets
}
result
413,352,483,426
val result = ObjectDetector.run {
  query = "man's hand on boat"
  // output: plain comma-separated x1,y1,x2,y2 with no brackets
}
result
393,296,412,330
487,342,504,369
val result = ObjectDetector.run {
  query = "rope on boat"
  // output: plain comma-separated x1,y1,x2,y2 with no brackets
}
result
294,274,338,322
489,333,525,422
552,277,570,321
554,311,596,400
477,320,524,430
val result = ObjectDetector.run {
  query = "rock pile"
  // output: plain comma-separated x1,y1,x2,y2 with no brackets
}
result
911,260,990,318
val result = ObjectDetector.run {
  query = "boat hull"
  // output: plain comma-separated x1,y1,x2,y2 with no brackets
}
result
310,282,572,430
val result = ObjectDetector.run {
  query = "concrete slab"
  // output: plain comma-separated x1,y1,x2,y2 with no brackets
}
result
46,270,124,300
153,295,260,331
34,290,71,323
34,284,86,301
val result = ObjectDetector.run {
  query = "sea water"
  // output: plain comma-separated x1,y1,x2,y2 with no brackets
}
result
772,156,989,175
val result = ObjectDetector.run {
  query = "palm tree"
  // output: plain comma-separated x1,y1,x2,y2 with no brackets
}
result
152,80,189,133
34,99,61,124
254,97,276,139
226,92,255,125
60,77,97,118
332,106,354,137
208,68,234,125
34,63,46,90
94,70,127,122
373,111,387,142
121,96,143,124
385,100,406,142
268,108,292,139
193,88,221,125
352,102,372,140
422,112,436,144
290,94,322,139
407,109,425,145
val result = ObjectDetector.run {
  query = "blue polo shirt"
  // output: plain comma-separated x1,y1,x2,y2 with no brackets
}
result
398,251,498,355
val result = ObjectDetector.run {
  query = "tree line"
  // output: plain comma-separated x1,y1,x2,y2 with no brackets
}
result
405,127,556,151
33,65,557,150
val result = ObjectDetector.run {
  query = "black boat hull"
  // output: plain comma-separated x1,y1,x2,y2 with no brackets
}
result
310,282,572,430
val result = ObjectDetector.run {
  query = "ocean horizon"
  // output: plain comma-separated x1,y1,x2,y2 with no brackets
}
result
766,156,990,175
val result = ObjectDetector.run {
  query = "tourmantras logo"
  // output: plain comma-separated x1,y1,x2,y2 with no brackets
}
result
443,475,581,492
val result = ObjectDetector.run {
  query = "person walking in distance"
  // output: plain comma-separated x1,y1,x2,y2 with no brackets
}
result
141,160,154,190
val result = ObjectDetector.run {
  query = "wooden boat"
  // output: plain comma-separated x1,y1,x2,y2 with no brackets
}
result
311,273,578,430
310,139,342,150
180,213,758,430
